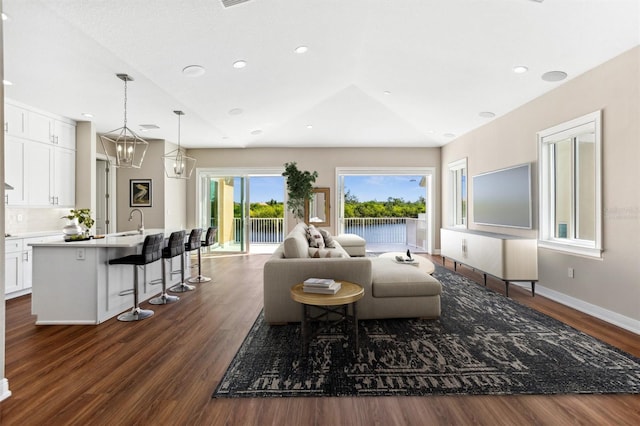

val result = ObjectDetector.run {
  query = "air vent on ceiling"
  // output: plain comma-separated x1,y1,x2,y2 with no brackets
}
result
222,0,251,8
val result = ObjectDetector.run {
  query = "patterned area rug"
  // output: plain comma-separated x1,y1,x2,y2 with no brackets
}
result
213,265,640,397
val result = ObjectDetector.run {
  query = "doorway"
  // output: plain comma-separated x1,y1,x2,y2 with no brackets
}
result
95,158,117,235
336,167,436,253
196,168,285,254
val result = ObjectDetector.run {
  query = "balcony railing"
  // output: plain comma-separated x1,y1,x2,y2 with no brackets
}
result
228,217,426,247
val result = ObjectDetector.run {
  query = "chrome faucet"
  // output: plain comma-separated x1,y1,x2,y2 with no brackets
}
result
128,209,145,234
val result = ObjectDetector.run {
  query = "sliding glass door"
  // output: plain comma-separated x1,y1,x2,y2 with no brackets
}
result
197,168,285,254
336,167,435,253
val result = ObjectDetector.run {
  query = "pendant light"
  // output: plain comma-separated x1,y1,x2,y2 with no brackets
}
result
99,74,149,168
162,110,196,179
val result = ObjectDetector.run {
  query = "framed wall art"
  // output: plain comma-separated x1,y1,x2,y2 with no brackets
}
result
130,179,152,207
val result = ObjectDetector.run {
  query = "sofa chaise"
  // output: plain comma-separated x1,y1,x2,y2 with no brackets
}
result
263,223,442,324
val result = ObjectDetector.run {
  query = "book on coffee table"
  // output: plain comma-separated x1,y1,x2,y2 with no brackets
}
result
303,281,342,294
303,278,336,287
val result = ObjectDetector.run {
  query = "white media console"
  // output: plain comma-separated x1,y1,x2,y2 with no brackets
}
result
440,228,538,297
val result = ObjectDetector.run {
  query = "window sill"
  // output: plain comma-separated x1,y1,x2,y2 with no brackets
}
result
538,240,603,259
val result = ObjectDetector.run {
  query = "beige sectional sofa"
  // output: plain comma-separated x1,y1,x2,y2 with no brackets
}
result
263,223,442,324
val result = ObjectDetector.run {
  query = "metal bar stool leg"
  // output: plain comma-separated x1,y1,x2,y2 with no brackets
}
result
149,257,179,305
169,252,195,292
188,247,211,283
118,265,154,321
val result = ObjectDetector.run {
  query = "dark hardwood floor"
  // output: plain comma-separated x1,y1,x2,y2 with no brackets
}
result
1,253,639,425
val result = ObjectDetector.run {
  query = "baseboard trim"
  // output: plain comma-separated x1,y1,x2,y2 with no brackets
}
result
533,284,640,336
0,378,12,402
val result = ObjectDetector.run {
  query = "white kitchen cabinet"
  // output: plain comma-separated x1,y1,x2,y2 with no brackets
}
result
53,120,76,150
4,240,23,296
4,103,29,138
24,141,53,206
19,141,75,207
4,136,27,206
28,111,76,149
4,101,76,207
5,236,60,299
53,147,76,207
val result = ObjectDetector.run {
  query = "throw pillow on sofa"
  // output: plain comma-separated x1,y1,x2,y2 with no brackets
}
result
308,247,347,258
307,225,325,248
318,229,336,248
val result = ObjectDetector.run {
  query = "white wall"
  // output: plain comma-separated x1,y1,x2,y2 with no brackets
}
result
441,46,640,328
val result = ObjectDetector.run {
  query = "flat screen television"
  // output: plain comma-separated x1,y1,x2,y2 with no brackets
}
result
472,163,532,229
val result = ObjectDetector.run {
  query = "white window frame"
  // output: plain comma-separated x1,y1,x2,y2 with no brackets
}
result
447,158,467,228
538,110,602,258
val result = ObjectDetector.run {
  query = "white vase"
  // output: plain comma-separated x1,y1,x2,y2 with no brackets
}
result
63,218,82,236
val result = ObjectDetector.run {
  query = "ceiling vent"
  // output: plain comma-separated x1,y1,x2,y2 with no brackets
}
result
222,0,251,8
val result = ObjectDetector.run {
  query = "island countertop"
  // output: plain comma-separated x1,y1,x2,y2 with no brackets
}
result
28,228,170,248
29,228,190,325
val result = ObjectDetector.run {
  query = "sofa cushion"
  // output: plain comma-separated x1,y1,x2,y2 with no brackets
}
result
371,258,442,298
319,229,336,248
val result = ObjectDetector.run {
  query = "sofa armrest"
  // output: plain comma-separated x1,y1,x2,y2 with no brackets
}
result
263,257,373,323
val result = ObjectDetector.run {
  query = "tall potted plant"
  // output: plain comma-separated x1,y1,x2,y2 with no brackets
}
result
282,162,318,221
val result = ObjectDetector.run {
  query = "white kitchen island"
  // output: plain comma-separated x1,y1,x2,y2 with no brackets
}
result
29,229,190,325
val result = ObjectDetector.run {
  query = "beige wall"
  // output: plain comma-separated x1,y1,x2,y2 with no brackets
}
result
113,139,188,233
441,46,640,324
186,147,441,236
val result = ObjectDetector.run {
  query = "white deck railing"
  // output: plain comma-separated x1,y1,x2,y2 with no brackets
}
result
228,217,425,246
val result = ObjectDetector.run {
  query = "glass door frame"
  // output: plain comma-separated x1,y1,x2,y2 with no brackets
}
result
335,166,436,254
195,167,285,253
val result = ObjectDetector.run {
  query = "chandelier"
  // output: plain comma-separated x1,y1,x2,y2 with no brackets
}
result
162,110,196,179
99,74,149,168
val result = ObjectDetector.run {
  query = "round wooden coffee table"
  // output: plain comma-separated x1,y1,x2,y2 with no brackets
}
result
378,252,435,274
290,281,364,354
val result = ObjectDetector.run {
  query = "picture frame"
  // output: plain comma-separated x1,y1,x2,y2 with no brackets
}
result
130,179,152,207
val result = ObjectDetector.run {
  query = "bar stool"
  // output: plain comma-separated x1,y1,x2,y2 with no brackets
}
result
169,230,195,293
108,233,164,322
149,231,184,305
186,227,209,283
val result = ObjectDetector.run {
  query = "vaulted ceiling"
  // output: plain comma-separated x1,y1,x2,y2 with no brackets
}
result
3,0,639,149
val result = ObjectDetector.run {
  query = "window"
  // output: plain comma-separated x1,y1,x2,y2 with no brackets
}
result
448,158,467,227
538,111,602,258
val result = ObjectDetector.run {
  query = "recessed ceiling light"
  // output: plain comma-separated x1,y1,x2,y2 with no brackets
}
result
306,124,313,129
182,65,206,77
513,65,528,74
250,129,262,135
228,108,244,116
233,60,247,69
2,80,13,86
479,111,496,118
542,71,568,82
383,91,391,95
443,133,456,138
81,112,94,118
1,13,9,21
294,45,308,54
139,124,160,131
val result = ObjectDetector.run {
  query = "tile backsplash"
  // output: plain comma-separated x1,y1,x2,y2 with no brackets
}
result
5,207,73,235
